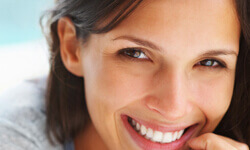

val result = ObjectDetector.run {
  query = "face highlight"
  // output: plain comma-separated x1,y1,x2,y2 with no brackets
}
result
78,0,240,149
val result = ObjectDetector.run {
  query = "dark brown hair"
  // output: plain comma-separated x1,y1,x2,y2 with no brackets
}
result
41,0,250,146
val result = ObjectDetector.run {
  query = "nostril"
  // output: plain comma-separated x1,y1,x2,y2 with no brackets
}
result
148,106,163,115
144,96,161,111
145,102,167,118
143,94,190,121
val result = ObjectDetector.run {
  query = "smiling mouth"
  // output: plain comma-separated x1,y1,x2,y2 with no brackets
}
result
127,117,188,144
122,115,197,150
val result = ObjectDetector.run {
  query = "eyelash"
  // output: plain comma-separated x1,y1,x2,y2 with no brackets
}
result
118,48,226,68
118,47,150,62
195,59,226,68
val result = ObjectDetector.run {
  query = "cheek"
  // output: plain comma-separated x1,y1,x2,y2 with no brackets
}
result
82,50,150,118
87,62,150,113
82,55,151,149
82,38,151,116
192,72,235,132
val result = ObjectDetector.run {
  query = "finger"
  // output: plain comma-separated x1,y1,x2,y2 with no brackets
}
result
216,135,249,150
188,133,237,150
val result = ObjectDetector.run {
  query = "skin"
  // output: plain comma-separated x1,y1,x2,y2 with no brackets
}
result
57,0,249,149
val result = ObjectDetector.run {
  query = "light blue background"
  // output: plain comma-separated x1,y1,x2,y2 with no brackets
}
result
0,0,53,46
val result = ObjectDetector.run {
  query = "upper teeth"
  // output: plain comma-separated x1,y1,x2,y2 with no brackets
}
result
130,119,185,144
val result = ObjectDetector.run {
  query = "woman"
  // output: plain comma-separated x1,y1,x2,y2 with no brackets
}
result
0,0,249,150
44,0,250,149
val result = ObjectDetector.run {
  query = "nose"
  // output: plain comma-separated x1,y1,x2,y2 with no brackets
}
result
144,68,192,121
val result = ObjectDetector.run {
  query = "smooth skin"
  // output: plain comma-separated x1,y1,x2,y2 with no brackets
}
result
57,0,248,149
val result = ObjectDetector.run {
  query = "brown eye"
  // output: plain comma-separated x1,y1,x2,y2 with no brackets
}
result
120,48,148,59
198,59,224,67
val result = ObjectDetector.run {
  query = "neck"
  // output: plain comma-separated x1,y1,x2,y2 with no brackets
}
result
74,121,108,150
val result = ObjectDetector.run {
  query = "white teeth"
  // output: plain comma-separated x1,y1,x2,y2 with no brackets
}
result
136,123,140,131
132,120,136,126
172,131,178,141
145,128,154,139
162,132,172,143
140,125,147,136
129,118,186,144
177,129,184,140
152,131,163,142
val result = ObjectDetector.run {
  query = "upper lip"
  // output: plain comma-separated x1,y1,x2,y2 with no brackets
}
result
127,115,196,132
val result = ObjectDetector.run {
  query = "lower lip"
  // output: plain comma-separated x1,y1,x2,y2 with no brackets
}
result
121,115,198,150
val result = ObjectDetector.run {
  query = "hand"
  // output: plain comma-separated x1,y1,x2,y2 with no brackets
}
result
188,133,249,150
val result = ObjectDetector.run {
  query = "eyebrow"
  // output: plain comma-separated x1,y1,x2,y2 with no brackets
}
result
113,35,163,52
113,35,238,57
199,50,238,57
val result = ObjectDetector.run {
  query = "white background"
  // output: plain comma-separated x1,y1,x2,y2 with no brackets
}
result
0,0,53,93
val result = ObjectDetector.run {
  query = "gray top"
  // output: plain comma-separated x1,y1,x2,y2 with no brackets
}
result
64,141,75,150
0,77,73,150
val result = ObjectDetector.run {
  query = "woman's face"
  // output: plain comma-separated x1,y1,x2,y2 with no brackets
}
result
78,0,240,149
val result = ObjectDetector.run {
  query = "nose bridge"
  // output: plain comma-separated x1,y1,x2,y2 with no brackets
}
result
145,67,190,121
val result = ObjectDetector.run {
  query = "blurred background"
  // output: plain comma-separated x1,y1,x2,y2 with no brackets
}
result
0,0,54,93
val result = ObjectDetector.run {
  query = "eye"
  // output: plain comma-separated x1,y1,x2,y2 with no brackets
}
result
118,48,149,60
196,59,225,68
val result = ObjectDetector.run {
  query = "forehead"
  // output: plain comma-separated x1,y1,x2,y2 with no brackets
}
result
107,0,240,54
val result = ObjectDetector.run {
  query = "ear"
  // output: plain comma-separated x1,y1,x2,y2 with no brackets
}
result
57,17,83,77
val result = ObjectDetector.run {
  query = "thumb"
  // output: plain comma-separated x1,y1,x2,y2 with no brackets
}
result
188,137,208,150
187,133,236,150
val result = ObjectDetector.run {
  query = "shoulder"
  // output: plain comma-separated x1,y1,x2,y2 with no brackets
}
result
0,77,63,150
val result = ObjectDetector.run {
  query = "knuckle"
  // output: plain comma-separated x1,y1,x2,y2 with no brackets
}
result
202,134,214,148
238,143,249,150
203,133,216,139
